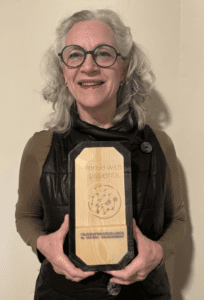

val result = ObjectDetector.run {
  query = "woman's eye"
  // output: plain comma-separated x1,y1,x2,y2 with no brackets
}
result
69,52,83,59
97,51,111,57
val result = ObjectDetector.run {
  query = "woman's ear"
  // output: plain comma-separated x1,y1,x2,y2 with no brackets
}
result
120,60,128,84
62,66,67,86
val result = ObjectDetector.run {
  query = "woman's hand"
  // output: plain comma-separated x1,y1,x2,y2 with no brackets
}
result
105,219,163,285
36,214,95,282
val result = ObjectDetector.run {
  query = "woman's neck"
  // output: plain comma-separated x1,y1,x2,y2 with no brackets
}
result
76,100,116,129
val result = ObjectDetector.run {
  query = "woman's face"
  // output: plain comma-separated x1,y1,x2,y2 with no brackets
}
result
63,19,124,115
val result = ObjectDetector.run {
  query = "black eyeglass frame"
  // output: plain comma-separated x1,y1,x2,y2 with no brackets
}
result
58,44,125,68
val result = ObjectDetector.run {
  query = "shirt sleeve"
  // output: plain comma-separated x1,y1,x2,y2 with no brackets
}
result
153,129,187,265
15,130,53,263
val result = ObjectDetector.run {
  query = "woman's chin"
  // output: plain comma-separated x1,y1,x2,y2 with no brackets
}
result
75,96,111,110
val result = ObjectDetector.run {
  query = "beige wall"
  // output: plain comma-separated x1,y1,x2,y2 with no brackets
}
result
0,0,203,299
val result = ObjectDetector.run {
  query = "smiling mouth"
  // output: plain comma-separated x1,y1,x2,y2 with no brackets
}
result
78,81,105,86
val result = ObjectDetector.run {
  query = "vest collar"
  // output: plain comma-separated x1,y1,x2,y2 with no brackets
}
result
72,114,144,151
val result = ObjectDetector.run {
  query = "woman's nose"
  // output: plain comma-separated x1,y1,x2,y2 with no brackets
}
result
80,54,99,72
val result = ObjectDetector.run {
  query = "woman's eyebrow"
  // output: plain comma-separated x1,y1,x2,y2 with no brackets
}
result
67,43,114,49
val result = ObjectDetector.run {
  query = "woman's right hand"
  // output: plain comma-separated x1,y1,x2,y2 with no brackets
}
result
36,214,95,282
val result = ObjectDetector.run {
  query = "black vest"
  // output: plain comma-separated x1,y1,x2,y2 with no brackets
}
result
38,120,171,299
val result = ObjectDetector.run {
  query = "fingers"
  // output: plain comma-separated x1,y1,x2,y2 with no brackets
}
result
106,269,135,285
105,220,160,286
65,275,83,282
106,268,133,282
110,277,133,285
53,215,95,282
64,269,95,282
55,253,95,282
106,264,148,285
64,268,95,282
109,272,147,285
105,255,146,285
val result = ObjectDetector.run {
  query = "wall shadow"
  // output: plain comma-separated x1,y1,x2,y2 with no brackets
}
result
144,88,172,130
146,88,193,300
171,161,194,300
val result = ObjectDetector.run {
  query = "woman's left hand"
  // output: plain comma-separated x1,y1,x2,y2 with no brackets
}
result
105,219,163,285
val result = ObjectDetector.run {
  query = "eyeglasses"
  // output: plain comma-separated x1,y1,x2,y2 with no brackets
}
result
58,44,124,68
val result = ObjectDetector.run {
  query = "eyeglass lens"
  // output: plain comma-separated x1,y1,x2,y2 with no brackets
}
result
62,45,117,67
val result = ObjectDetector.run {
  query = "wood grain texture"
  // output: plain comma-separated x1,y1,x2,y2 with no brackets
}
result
75,147,127,265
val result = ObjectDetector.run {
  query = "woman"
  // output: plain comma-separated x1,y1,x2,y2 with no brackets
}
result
15,9,186,300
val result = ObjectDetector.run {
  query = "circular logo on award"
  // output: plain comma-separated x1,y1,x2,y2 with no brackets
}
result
88,184,121,218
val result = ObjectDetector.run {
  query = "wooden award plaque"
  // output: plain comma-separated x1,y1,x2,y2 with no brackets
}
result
68,141,134,271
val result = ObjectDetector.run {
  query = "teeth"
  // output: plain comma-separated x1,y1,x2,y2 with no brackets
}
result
80,81,104,86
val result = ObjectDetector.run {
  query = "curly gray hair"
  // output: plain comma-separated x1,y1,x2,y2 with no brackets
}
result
41,9,155,132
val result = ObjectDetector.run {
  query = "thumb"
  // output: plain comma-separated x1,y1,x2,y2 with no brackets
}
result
133,218,137,229
132,218,141,242
133,218,137,234
58,214,69,239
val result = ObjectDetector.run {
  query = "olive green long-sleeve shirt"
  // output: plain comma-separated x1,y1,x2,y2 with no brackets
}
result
15,128,187,265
